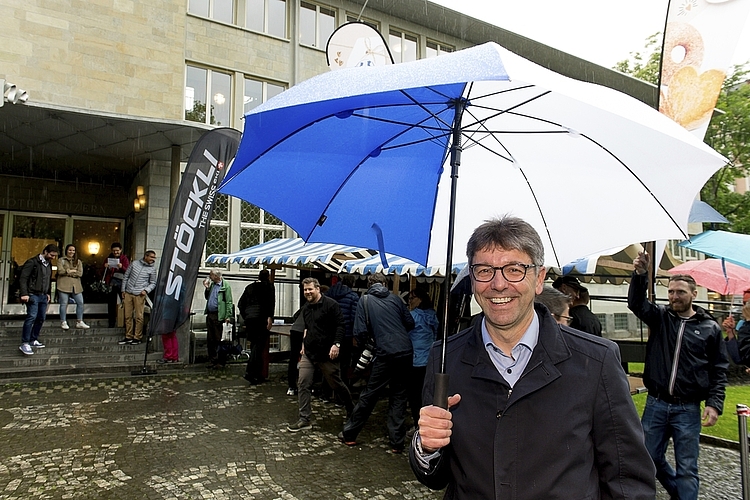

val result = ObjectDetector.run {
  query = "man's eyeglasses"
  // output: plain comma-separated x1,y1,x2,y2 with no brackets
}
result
554,314,573,325
470,263,537,283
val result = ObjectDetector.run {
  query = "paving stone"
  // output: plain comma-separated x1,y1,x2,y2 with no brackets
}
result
0,364,743,499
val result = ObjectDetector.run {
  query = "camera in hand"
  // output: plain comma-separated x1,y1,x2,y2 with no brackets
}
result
355,342,375,371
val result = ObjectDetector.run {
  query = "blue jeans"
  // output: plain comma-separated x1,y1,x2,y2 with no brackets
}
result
58,291,84,322
641,395,701,500
22,293,49,344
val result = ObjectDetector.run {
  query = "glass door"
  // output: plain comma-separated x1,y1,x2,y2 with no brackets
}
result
2,213,66,315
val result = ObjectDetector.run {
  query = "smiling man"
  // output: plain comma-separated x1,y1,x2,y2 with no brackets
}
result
628,251,728,500
409,216,655,499
287,277,354,432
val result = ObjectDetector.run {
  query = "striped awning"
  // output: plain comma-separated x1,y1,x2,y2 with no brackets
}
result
341,254,466,277
206,238,375,272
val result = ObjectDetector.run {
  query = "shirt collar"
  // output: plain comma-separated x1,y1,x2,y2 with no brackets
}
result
481,310,540,354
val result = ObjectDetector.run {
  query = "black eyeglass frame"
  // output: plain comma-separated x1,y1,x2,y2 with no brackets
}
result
469,263,538,283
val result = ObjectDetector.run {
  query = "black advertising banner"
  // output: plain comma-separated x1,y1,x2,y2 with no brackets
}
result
149,127,241,336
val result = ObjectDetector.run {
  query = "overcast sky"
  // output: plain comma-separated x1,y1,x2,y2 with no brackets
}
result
430,0,750,69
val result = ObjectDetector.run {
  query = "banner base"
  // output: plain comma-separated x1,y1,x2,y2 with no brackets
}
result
131,367,158,376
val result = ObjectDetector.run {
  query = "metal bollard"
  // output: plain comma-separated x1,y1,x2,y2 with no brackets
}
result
738,404,750,500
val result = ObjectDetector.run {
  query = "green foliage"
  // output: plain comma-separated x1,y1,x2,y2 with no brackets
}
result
612,33,662,85
703,65,750,234
615,38,750,234
184,100,219,125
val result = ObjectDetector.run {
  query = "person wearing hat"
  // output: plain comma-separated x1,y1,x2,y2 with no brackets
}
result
552,276,602,336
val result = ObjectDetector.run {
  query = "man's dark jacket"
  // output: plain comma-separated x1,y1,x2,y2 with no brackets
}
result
325,282,359,338
238,280,275,321
353,283,414,358
19,256,52,296
409,304,655,499
628,272,728,412
302,295,345,363
569,304,602,336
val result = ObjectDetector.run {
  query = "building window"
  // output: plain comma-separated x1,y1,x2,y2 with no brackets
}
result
244,78,285,114
614,312,629,331
188,0,234,24
238,201,284,268
205,81,286,270
205,194,230,268
299,1,336,48
185,66,232,126
389,29,417,63
426,40,453,58
345,15,379,31
246,0,286,38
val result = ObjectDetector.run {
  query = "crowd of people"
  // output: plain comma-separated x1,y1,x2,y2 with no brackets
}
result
14,217,749,498
17,242,163,358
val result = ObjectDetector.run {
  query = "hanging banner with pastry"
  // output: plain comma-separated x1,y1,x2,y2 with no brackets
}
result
658,0,750,139
326,21,394,71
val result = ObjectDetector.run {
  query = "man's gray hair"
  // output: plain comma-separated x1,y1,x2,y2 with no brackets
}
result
466,216,544,266
209,270,222,279
536,286,571,316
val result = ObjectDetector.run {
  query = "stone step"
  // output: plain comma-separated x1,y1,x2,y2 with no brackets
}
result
4,349,157,365
0,360,187,381
0,330,124,342
0,317,112,328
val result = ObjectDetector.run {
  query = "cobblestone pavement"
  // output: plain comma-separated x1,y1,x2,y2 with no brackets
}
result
0,364,743,499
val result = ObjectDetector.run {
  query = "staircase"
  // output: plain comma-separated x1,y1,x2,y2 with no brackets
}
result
0,317,171,381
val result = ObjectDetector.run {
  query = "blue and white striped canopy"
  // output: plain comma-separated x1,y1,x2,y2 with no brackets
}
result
342,254,466,277
206,238,375,271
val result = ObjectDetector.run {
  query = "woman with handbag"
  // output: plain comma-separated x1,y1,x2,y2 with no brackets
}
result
57,244,90,330
102,242,129,328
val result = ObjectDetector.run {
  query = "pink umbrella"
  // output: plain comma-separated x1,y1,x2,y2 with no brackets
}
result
668,259,750,295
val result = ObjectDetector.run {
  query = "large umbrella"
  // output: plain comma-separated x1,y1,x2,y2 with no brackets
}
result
668,259,750,295
679,230,750,269
219,42,726,405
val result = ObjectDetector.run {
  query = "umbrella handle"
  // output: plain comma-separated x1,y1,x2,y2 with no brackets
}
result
433,372,450,409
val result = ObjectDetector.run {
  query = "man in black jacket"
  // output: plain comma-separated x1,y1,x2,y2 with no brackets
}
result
629,251,728,500
287,277,354,432
19,244,59,355
239,269,275,383
340,273,415,452
552,275,602,336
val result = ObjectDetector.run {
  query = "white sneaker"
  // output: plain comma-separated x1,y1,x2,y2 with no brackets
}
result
61,321,69,330
76,321,90,329
32,340,45,348
19,344,33,355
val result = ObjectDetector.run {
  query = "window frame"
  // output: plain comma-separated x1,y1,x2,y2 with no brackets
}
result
299,1,336,49
184,65,233,127
245,0,287,38
388,28,418,63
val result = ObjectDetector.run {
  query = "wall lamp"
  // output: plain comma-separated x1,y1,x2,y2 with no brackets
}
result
134,185,146,212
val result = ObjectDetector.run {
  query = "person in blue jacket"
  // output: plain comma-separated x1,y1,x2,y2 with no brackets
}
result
407,288,439,430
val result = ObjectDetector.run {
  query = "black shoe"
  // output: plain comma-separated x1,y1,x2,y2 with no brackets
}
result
117,338,131,345
337,431,357,446
156,359,168,364
129,339,142,345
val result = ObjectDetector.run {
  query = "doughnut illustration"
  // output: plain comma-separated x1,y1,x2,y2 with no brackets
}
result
661,22,704,85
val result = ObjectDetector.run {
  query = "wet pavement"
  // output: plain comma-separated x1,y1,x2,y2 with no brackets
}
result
0,363,743,499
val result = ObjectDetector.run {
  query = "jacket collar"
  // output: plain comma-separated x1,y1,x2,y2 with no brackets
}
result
462,303,571,387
